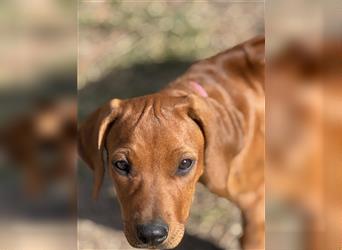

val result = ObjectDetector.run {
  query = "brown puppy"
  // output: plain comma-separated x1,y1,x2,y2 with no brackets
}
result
78,36,265,249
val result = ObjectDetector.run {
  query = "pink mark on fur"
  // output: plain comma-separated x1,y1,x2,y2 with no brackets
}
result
189,81,208,97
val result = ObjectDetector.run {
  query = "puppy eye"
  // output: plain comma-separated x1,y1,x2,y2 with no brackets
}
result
177,159,194,175
112,160,131,175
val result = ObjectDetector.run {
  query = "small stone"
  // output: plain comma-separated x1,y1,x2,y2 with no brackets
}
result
230,223,243,236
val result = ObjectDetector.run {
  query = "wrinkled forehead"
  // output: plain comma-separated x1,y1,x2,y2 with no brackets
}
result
105,96,202,151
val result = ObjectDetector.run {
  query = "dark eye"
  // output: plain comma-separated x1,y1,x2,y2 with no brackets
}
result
112,160,131,175
177,159,194,175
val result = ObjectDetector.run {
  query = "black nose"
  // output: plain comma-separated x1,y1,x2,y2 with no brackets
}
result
136,221,169,246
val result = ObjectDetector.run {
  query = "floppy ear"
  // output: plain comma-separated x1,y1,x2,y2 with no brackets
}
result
186,95,245,197
78,99,121,199
242,35,265,66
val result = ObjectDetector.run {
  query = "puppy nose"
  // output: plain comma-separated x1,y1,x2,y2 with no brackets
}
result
136,221,169,246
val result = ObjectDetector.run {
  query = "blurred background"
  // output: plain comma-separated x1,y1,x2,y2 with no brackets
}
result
0,0,77,249
266,0,342,250
78,1,263,250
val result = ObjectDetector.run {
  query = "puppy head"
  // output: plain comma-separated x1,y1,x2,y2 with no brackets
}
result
78,93,242,248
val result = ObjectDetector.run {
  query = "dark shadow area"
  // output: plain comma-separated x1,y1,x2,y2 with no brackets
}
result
175,234,224,250
0,68,76,124
78,60,192,119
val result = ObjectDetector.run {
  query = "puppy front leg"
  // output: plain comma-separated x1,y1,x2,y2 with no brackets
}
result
238,192,265,250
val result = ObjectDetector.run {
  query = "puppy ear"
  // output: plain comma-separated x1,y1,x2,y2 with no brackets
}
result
78,99,121,199
186,95,244,197
242,35,265,66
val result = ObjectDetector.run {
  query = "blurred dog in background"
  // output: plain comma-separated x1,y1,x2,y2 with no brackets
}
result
267,40,342,250
0,98,77,199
